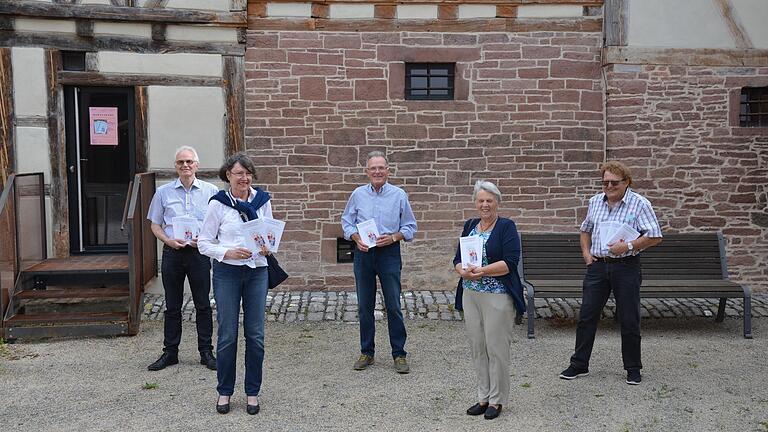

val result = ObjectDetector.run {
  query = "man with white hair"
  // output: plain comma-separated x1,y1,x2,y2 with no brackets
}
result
342,151,418,374
146,146,219,371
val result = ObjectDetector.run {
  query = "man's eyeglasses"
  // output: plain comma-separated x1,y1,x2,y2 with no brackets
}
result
367,166,388,173
601,178,626,187
175,159,197,166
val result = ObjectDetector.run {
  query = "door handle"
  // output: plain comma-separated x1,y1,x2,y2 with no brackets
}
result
69,165,75,173
80,158,88,162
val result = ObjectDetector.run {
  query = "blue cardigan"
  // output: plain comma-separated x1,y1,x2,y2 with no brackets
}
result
453,217,526,313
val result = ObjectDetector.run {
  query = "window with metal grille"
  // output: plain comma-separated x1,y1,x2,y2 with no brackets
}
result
739,87,768,127
405,63,455,100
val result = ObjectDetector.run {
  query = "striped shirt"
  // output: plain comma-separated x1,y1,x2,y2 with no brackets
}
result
580,188,662,258
146,178,219,239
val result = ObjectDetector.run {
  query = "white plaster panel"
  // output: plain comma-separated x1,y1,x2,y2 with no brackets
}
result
45,196,54,259
98,52,222,76
166,25,239,43
11,47,47,117
267,2,312,17
627,0,736,48
14,18,76,33
93,22,152,38
329,4,375,19
165,0,230,11
397,5,438,19
15,127,51,181
516,5,583,18
458,5,496,19
732,0,768,49
147,87,225,171
81,0,112,5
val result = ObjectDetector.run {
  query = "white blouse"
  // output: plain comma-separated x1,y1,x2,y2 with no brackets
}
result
198,188,273,268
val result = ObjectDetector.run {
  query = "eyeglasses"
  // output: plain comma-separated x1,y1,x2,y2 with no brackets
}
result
366,166,388,173
601,178,626,187
175,159,197,166
229,170,253,178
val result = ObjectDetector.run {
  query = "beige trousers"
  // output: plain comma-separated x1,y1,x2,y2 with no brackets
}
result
463,289,515,405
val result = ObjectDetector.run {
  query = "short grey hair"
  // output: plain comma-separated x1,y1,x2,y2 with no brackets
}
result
473,180,502,203
174,146,199,162
366,150,388,166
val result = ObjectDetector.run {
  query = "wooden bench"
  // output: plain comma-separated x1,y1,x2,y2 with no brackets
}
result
520,233,753,339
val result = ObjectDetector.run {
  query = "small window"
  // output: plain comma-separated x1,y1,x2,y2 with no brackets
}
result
62,51,86,71
405,63,455,100
739,87,768,127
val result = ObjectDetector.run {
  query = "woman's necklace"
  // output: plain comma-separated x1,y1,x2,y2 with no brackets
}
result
478,217,498,232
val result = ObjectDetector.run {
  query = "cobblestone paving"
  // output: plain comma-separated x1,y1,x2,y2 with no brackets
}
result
142,291,768,323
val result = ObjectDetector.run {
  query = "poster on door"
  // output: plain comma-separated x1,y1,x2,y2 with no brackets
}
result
89,107,118,146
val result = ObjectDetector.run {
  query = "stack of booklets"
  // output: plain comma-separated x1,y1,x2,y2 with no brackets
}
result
599,221,640,250
171,216,200,244
241,218,286,253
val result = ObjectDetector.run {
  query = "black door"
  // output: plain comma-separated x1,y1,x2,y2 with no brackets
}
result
64,86,136,253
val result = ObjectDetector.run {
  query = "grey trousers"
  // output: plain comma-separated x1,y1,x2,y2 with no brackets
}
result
463,289,515,405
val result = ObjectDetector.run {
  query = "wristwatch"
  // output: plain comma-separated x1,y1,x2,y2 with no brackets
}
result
627,241,634,252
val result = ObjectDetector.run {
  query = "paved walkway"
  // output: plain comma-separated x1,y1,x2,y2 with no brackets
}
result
143,290,768,323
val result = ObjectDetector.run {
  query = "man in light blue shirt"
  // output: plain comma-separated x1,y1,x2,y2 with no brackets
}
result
146,146,219,372
341,151,417,374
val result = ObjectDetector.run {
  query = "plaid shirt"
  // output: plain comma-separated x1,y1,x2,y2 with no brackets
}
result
580,188,662,258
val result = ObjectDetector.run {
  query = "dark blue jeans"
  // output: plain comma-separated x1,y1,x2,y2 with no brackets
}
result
212,261,268,397
161,246,213,355
353,242,407,359
570,256,643,371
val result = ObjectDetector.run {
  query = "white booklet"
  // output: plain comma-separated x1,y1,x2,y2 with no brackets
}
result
171,216,200,244
241,218,286,253
599,221,640,250
356,219,380,248
459,235,482,269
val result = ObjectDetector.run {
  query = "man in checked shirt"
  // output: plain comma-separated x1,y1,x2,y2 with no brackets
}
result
559,161,662,385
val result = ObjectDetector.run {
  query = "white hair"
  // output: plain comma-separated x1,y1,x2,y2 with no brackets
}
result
174,146,199,162
472,180,502,203
366,150,388,166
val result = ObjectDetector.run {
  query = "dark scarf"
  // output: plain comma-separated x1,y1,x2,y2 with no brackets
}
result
209,188,271,221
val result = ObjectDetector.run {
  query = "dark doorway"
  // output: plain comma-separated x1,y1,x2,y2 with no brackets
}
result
64,86,136,253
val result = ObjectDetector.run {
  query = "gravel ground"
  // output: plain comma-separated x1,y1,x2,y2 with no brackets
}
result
1,317,766,432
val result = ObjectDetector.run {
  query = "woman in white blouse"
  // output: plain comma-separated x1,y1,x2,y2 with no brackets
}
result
198,152,272,416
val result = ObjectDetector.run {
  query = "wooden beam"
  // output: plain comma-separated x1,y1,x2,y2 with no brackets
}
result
438,4,458,20
151,23,166,42
58,71,224,87
604,0,627,46
0,32,245,56
603,46,768,67
44,49,69,258
75,19,93,37
223,56,245,155
85,51,98,71
248,16,602,32
0,16,13,31
0,48,13,190
143,0,167,8
312,3,329,19
715,0,753,49
250,0,602,4
231,0,247,12
374,5,396,19
0,1,247,27
134,86,148,173
497,5,518,18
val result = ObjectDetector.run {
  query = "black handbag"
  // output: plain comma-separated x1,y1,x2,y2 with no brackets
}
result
266,254,288,289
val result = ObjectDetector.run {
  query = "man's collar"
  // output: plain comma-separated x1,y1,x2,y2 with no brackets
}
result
174,177,200,190
367,182,389,194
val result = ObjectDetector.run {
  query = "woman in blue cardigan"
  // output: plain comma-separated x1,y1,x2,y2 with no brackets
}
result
453,180,525,420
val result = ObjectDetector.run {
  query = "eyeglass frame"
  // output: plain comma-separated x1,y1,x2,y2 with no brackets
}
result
175,159,198,166
601,178,627,187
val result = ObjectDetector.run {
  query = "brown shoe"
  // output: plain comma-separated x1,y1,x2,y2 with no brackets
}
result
353,354,374,370
393,356,410,374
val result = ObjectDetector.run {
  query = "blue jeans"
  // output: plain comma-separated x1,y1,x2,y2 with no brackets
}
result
161,246,213,355
212,261,268,396
353,242,407,359
570,256,643,371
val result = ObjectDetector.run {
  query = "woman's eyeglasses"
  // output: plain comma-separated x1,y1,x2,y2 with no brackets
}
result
601,178,626,187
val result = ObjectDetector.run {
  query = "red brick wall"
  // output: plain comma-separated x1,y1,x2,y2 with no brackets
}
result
246,30,605,291
605,64,768,291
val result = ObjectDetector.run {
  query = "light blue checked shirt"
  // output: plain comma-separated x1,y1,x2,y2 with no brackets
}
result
341,182,418,242
146,178,219,239
580,188,662,258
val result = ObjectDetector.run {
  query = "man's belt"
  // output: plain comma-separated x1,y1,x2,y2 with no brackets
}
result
594,255,638,263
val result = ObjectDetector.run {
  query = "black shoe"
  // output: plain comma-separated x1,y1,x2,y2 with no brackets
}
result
484,405,502,420
559,365,589,380
216,398,230,415
147,352,178,371
200,351,217,371
466,403,488,416
626,369,642,385
246,404,260,415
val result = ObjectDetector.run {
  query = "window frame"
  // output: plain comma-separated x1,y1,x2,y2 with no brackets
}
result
404,63,456,101
739,87,768,128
